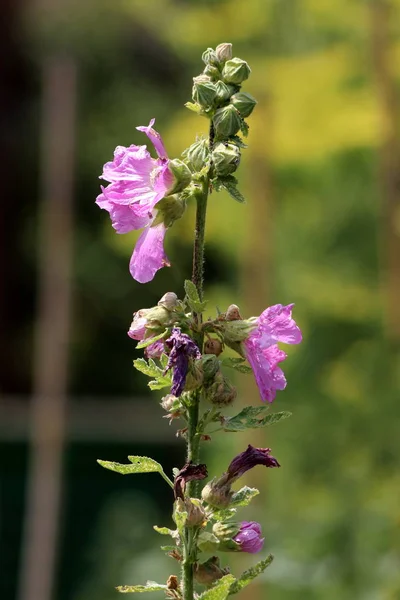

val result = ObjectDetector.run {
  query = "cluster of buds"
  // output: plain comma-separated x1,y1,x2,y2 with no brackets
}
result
185,43,257,178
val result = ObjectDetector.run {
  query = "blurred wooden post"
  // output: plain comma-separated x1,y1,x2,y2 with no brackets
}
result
370,0,400,341
17,57,76,600
239,94,274,600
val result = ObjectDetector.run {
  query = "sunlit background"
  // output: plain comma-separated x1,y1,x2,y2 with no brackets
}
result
1,1,400,599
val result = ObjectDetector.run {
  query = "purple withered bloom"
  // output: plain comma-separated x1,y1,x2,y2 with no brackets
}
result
233,521,264,554
165,328,201,396
96,119,174,283
244,303,302,403
227,444,280,482
174,462,208,500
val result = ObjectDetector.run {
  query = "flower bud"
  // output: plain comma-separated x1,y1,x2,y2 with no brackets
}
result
212,142,241,177
194,556,228,586
185,139,209,172
167,159,192,194
230,92,257,118
184,497,206,527
222,57,251,85
158,292,178,311
212,521,241,547
201,354,221,382
155,194,186,228
204,338,223,357
139,304,171,332
201,475,233,508
184,358,204,391
226,304,242,320
215,42,233,63
160,393,178,412
202,47,219,66
193,74,212,84
213,105,242,139
233,521,264,554
203,64,221,81
205,371,237,406
214,81,235,103
192,80,217,109
128,308,151,340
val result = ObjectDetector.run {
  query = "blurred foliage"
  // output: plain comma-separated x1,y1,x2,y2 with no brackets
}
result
4,0,400,599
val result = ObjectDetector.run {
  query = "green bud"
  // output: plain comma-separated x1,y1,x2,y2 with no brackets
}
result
201,475,233,508
203,64,221,81
184,497,206,527
158,292,178,310
160,393,178,412
212,142,241,177
193,74,212,84
192,80,217,109
185,359,204,391
204,338,223,357
222,318,257,343
230,91,257,118
222,57,251,85
201,354,221,382
225,304,242,320
194,556,228,586
215,42,233,63
155,194,186,228
167,159,192,194
214,81,235,103
213,105,242,139
202,47,219,66
213,521,240,543
144,305,171,331
185,139,209,172
205,371,237,406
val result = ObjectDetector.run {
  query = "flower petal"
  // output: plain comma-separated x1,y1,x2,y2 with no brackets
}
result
245,341,287,403
256,303,302,346
136,118,168,160
129,222,170,283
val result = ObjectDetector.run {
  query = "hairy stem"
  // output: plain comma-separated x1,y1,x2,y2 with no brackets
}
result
182,125,213,600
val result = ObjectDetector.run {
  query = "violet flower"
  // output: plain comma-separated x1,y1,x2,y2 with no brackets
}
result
174,462,208,500
165,328,201,396
227,444,280,482
233,521,264,554
128,309,165,359
244,303,302,403
96,119,174,283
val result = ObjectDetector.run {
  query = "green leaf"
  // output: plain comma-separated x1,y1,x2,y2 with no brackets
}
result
213,175,246,203
221,357,252,374
153,526,175,536
222,406,292,432
240,120,249,138
199,574,236,600
184,279,208,314
116,581,167,594
229,555,273,595
133,358,171,391
185,101,203,114
230,486,259,507
210,508,237,522
97,456,174,488
160,545,177,553
136,330,167,350
173,507,188,534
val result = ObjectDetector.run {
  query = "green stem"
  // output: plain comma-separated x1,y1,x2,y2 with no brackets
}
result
182,125,213,600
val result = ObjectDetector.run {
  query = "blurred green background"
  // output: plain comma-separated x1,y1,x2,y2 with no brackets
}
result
1,0,400,599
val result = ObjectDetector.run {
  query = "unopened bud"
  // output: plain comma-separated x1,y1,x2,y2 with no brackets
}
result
201,475,233,508
143,305,171,331
192,80,217,109
213,521,240,544
194,556,228,586
226,304,242,320
203,64,221,81
222,57,251,85
230,92,257,118
214,81,235,103
201,354,221,382
215,43,233,63
160,394,178,412
205,371,237,406
158,292,178,311
213,142,241,177
184,497,206,527
204,338,223,357
202,47,218,66
167,159,192,194
213,105,242,139
155,194,186,228
193,74,212,84
185,139,209,172
184,359,204,391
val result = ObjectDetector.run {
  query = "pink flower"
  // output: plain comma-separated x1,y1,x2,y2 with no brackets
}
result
233,521,264,554
128,309,165,359
96,119,174,283
244,303,302,403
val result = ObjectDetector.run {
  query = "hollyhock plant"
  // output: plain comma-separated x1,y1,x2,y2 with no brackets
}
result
244,303,302,403
96,119,180,283
165,328,201,396
233,521,265,554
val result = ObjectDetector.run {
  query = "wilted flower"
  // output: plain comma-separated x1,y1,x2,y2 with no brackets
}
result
233,521,264,554
165,328,201,396
194,556,228,586
174,462,208,500
96,119,179,283
244,303,302,403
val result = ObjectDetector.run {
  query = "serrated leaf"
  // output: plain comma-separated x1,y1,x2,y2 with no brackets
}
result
133,357,171,391
230,486,259,507
210,508,237,522
221,357,252,374
184,279,207,314
199,574,236,600
229,555,273,595
213,176,246,203
116,581,167,593
136,330,167,350
222,406,292,432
